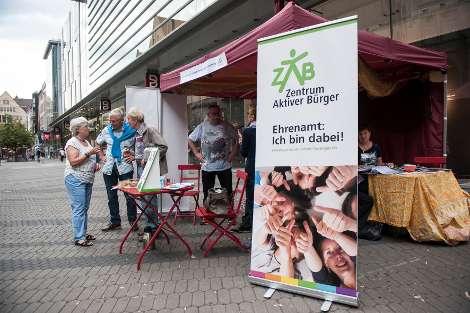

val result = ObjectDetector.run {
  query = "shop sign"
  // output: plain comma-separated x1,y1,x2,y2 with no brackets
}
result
145,73,159,88
44,133,50,140
54,126,60,134
100,100,111,111
64,120,70,129
54,134,60,140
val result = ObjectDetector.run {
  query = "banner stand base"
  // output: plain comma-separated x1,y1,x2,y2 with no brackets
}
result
264,288,276,299
321,300,332,312
249,276,358,307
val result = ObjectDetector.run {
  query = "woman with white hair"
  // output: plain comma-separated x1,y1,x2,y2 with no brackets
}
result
64,117,101,247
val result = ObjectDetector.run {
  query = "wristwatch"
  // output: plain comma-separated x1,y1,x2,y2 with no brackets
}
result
84,152,90,158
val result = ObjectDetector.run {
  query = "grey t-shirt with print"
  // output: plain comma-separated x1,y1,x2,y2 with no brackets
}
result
189,120,238,172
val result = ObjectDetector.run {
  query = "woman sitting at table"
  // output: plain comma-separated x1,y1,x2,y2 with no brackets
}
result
64,117,101,247
358,123,394,169
358,123,394,194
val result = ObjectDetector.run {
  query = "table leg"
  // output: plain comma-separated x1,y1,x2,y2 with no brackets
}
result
119,195,147,254
137,190,193,270
119,194,170,254
139,195,170,239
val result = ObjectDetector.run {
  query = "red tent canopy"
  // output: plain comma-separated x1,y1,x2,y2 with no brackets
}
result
160,2,446,98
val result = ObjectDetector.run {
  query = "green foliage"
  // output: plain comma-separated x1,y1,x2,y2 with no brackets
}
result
0,114,35,149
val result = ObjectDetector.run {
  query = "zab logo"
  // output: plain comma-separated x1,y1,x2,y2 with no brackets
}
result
271,49,315,93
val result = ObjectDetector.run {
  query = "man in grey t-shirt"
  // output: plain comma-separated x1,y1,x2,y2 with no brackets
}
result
188,105,239,203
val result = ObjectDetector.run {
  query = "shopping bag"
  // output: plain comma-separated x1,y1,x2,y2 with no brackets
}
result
204,187,230,215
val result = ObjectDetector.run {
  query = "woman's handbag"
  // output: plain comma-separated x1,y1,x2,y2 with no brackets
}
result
204,187,230,215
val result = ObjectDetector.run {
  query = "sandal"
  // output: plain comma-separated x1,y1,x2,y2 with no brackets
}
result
85,234,96,240
74,239,93,247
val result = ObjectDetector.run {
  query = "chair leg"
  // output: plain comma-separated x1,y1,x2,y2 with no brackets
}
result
172,195,179,225
192,195,199,225
200,218,222,249
200,218,249,258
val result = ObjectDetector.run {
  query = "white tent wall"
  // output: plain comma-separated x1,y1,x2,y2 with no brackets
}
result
125,87,189,213
125,86,161,132
161,93,189,213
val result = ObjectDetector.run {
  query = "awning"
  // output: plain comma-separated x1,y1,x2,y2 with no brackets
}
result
160,2,447,98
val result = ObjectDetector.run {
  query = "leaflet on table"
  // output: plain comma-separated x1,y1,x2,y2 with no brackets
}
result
161,182,194,190
359,165,401,174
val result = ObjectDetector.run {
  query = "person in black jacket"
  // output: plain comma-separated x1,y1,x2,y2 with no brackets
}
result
232,104,257,233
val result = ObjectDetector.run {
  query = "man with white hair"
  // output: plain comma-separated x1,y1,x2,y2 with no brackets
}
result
97,108,137,232
124,107,168,242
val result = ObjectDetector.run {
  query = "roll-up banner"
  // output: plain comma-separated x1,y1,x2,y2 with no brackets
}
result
249,16,359,307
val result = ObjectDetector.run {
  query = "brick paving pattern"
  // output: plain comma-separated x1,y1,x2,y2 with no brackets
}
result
0,160,469,312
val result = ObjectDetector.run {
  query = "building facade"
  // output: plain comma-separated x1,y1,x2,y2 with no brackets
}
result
0,92,28,128
45,0,469,174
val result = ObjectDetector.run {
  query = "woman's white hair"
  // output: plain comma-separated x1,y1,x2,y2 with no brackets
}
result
109,108,124,120
127,107,145,123
69,117,88,136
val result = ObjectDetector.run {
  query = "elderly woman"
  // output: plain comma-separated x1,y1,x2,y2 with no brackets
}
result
64,117,101,246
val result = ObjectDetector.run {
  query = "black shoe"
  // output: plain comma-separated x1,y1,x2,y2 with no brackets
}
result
231,225,252,233
101,223,121,232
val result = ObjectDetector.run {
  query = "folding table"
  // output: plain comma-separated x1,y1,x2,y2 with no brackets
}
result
116,186,194,270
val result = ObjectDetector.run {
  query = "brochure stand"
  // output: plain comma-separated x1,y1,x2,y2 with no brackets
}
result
137,148,161,192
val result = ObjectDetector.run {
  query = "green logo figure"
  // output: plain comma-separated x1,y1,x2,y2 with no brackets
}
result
272,49,315,93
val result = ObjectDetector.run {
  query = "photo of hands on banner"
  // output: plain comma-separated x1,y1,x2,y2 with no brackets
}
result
251,165,358,290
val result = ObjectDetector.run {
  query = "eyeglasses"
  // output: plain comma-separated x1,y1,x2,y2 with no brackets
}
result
81,125,90,128
109,119,121,123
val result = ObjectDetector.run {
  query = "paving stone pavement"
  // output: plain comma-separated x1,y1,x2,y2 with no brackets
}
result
1,160,469,312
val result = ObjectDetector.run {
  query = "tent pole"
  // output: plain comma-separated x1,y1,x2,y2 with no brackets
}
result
442,70,448,163
389,0,393,39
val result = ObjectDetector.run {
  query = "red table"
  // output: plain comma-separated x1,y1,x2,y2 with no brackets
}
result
117,186,194,270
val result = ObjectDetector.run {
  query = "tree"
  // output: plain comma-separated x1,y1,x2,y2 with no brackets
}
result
0,114,35,159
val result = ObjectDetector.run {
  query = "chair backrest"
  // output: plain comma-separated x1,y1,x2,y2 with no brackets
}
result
413,157,446,168
178,164,201,192
230,170,248,214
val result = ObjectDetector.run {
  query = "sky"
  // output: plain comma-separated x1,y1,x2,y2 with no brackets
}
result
0,0,73,99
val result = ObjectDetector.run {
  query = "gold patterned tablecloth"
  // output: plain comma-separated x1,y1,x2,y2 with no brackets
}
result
368,171,470,245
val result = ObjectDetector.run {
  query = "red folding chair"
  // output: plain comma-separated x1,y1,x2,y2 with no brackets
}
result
172,164,201,225
414,157,446,168
196,170,249,258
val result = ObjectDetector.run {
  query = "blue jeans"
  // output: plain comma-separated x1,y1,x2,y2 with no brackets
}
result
103,164,137,225
137,165,159,231
65,175,93,242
